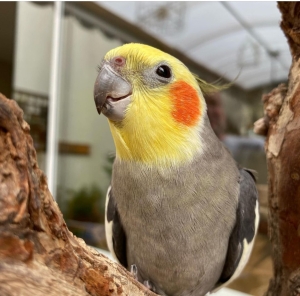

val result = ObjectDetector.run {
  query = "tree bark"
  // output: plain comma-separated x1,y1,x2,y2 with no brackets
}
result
254,2,300,295
0,93,155,296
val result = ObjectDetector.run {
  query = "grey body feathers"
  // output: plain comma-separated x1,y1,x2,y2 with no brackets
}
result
106,117,258,296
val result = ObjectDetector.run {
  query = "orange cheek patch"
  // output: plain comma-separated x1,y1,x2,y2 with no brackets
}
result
170,81,201,126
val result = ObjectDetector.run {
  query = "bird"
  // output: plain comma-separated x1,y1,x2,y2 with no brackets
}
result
93,43,259,296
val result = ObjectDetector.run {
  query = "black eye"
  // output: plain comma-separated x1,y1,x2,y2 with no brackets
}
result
156,65,171,78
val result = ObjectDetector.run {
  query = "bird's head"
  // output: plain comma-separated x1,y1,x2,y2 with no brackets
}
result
94,43,215,167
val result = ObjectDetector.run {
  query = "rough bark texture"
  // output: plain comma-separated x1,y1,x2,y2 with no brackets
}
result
0,93,156,296
254,2,300,295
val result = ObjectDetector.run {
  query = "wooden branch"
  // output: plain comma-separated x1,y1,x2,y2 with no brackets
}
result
254,3,300,295
0,93,156,296
278,2,300,59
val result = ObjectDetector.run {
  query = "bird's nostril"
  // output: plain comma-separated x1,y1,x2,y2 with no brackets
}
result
112,56,126,67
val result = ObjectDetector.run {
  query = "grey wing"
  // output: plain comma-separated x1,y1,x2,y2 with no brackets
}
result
105,186,128,268
215,169,259,289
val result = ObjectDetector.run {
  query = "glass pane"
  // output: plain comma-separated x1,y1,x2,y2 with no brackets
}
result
13,2,54,172
57,11,122,248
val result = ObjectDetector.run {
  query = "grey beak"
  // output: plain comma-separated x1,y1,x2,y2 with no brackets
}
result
94,64,132,115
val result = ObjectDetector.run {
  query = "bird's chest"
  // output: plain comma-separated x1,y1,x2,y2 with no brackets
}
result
114,177,206,293
112,165,202,237
111,160,239,295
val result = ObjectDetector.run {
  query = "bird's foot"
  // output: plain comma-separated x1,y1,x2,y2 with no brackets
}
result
130,264,138,281
130,264,156,293
143,280,156,293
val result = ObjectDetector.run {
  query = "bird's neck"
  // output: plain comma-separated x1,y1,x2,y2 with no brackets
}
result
109,116,205,168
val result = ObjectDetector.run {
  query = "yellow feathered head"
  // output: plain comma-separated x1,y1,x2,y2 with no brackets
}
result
94,43,219,167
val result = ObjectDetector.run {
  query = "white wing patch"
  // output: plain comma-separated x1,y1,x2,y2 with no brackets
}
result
212,200,260,293
104,186,119,262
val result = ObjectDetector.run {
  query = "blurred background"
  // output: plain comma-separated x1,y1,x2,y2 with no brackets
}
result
0,2,291,295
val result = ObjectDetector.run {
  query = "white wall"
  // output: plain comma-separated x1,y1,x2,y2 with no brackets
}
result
13,2,53,94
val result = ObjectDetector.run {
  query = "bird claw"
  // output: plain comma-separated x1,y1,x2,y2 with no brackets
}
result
143,280,156,293
130,264,156,292
130,264,138,281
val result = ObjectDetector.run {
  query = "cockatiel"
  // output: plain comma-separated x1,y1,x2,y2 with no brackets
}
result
94,43,259,296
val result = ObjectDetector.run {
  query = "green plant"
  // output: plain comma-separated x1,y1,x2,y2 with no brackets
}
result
64,185,105,223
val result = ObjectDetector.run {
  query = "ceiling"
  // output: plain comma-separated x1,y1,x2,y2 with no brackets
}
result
97,1,291,90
